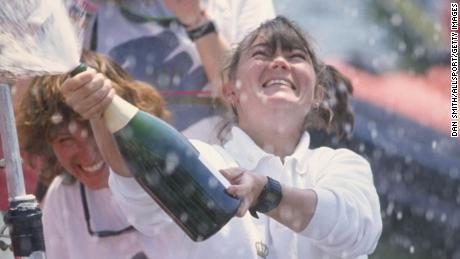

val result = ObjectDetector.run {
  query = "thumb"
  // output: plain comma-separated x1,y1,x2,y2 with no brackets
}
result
219,168,243,182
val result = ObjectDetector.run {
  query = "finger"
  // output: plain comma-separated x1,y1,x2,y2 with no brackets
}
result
71,74,107,113
219,168,243,182
236,199,250,217
225,184,248,197
66,73,106,113
81,86,115,120
61,69,96,95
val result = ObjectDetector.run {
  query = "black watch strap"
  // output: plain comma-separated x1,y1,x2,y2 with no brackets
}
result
187,21,216,41
249,177,282,219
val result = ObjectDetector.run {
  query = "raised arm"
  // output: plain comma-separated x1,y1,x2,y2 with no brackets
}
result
163,0,230,97
61,69,132,177
221,148,382,257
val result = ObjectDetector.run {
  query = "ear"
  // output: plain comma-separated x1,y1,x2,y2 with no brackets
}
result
222,81,238,105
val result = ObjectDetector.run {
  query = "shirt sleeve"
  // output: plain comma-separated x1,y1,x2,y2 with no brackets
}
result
301,148,382,258
108,172,174,237
231,0,276,43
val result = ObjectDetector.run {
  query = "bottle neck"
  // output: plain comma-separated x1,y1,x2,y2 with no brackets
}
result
104,95,139,133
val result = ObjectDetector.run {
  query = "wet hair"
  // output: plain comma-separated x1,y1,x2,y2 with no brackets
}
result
16,50,170,187
221,16,354,139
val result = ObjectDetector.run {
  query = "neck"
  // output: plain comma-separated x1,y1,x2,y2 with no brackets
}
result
239,121,303,158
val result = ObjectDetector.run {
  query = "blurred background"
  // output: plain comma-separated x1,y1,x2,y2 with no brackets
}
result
275,0,458,258
1,0,458,258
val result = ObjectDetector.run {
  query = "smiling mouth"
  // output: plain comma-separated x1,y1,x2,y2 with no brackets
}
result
262,79,296,91
81,160,105,173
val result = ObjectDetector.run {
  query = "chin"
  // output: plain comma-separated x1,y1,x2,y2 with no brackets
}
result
82,174,109,190
85,182,109,190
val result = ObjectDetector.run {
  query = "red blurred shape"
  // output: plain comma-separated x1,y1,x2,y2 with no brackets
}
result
329,60,452,136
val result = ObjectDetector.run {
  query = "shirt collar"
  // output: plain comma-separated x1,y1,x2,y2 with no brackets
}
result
223,126,311,172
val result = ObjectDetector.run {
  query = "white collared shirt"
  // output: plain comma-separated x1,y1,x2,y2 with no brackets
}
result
109,127,382,259
42,175,144,259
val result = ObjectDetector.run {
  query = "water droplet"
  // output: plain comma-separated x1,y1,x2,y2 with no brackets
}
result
371,129,378,139
425,210,434,222
165,152,179,174
390,14,403,27
158,72,171,88
208,177,218,189
80,128,88,139
396,211,403,220
180,212,188,223
172,73,181,86
413,46,426,58
68,120,78,134
206,200,215,209
123,55,137,69
440,213,447,222
145,65,154,75
50,113,63,124
235,80,242,90
398,41,407,52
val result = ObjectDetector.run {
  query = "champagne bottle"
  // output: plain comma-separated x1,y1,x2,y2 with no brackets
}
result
71,64,240,241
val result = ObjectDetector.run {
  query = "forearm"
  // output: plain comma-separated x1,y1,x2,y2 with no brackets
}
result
266,185,317,233
193,31,230,97
89,118,133,177
164,0,231,97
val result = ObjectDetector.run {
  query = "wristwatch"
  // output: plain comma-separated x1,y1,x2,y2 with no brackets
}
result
187,21,217,41
249,176,283,219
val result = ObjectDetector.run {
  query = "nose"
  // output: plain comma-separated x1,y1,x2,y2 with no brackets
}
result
269,55,290,70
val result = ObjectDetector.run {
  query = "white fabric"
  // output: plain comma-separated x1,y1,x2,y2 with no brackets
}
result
109,127,382,259
42,175,145,259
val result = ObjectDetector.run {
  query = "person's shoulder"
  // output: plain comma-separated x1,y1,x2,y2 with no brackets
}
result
43,174,78,206
309,146,369,167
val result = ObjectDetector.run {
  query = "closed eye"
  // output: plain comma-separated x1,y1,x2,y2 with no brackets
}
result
289,52,308,61
55,135,74,145
252,50,269,57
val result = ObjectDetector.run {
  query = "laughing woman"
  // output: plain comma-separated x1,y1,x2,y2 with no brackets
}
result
61,16,382,259
16,50,169,259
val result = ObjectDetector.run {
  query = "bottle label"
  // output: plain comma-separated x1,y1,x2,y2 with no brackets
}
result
104,95,139,133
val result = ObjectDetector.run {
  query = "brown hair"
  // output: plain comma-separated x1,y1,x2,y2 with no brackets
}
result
222,16,354,138
16,50,170,187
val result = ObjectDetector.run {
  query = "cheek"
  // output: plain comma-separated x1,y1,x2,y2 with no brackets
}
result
51,145,74,171
297,66,316,95
236,61,264,84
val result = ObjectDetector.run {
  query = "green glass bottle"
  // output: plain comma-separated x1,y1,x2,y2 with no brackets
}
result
103,89,240,242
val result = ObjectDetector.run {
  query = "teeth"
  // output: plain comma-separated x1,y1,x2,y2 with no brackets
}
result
264,79,294,89
81,161,104,173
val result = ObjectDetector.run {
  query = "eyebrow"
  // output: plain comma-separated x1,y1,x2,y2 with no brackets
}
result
248,43,309,57
248,43,271,51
